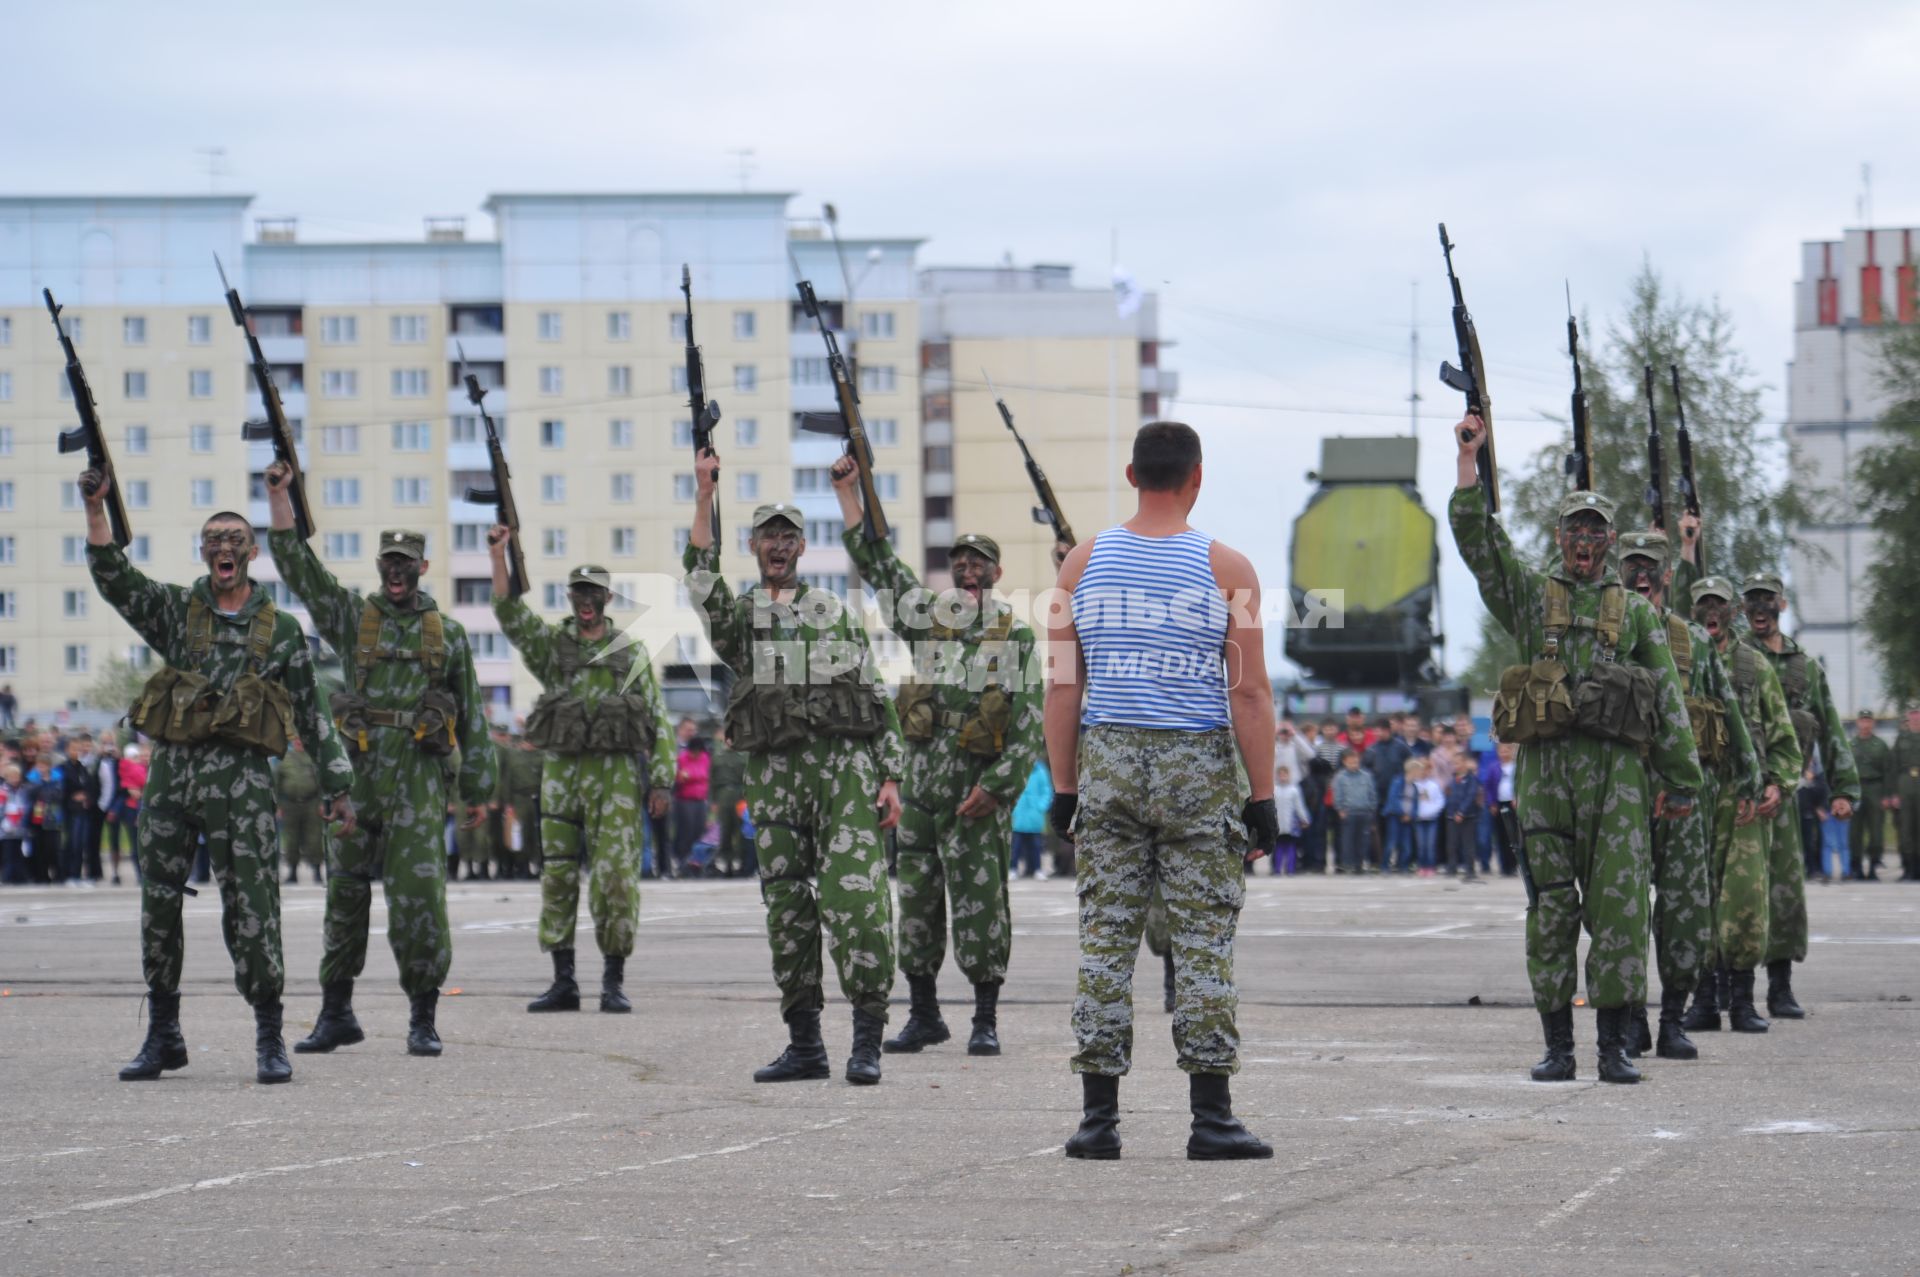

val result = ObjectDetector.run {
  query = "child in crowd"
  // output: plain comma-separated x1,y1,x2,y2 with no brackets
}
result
1271,764,1310,875
1382,759,1415,872
1443,757,1484,880
1330,749,1379,874
1412,758,1445,876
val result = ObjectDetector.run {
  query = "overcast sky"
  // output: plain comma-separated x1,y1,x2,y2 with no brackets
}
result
13,2,1919,683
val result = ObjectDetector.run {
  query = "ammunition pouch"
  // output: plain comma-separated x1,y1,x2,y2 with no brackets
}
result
804,674,885,740
955,684,1014,758
524,690,588,754
896,680,937,743
332,688,456,757
1572,661,1659,749
209,672,295,757
1686,694,1729,768
726,672,884,754
130,667,218,745
412,687,459,756
1492,659,1575,744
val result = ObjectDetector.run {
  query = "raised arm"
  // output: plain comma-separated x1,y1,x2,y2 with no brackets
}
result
83,471,183,653
1448,416,1529,640
267,465,360,651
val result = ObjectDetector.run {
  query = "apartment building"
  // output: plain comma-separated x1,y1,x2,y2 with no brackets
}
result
0,194,1170,718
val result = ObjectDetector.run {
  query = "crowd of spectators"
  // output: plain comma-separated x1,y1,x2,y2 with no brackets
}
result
1,722,146,886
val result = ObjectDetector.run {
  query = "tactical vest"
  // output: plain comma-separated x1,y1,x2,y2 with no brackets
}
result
1492,580,1656,749
896,608,1017,758
1773,647,1820,760
330,600,457,755
129,596,295,756
1669,614,1727,767
522,628,659,755
724,597,887,755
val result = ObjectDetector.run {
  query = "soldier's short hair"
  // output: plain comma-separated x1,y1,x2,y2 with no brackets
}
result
1132,422,1202,491
201,511,254,538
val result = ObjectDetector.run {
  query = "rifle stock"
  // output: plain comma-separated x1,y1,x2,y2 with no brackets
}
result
681,265,723,547
45,289,132,547
458,343,527,598
796,280,888,542
216,253,315,538
989,378,1075,548
1436,223,1500,511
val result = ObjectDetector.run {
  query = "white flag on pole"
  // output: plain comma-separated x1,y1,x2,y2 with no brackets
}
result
1112,265,1142,318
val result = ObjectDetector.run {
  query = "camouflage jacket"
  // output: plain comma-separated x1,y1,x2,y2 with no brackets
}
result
682,541,907,780
88,542,351,800
1716,634,1802,793
1851,732,1890,788
275,747,322,804
843,530,1044,800
1671,614,1764,799
270,531,496,807
1449,487,1702,797
1744,632,1859,802
1892,729,1920,787
493,595,675,791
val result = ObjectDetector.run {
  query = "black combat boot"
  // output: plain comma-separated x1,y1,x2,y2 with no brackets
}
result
882,972,950,1053
846,1009,884,1085
1162,950,1176,1014
1728,968,1770,1033
293,980,365,1053
1530,1005,1576,1082
1715,964,1732,1012
600,954,631,1014
967,980,1002,1056
1682,970,1722,1032
254,1001,292,1084
1655,986,1699,1060
753,1006,830,1083
1765,959,1806,1019
118,990,189,1080
285,865,299,885
1186,1073,1274,1160
1594,1006,1642,1084
1626,1001,1653,1059
1064,1073,1122,1160
407,990,443,1056
527,948,580,1012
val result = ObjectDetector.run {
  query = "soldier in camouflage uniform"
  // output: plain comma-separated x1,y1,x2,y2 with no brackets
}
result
267,466,496,1059
505,734,546,872
82,472,353,1085
1617,529,1763,1060
1894,708,1920,880
1741,573,1858,1019
276,737,326,885
491,545,674,1015
1449,418,1702,1085
708,736,751,877
683,450,905,1086
831,457,1043,1057
1846,711,1890,881
449,740,508,880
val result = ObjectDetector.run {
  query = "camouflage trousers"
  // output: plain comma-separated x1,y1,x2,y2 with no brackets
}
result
318,756,452,998
1709,789,1770,971
1648,774,1715,996
1764,800,1809,965
138,754,285,1006
1071,726,1247,1077
1848,784,1886,871
454,807,504,878
750,735,895,1022
895,741,1013,985
1142,882,1170,958
281,803,325,868
1516,735,1651,1013
537,752,647,958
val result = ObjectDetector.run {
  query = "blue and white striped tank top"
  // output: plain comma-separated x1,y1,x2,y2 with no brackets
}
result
1072,527,1230,730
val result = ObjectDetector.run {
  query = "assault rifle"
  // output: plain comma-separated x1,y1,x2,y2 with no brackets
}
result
46,289,132,546
1670,364,1704,566
988,373,1076,549
795,279,888,542
1437,223,1500,511
217,253,314,538
681,265,723,546
1644,364,1667,532
1565,287,1593,491
458,342,527,598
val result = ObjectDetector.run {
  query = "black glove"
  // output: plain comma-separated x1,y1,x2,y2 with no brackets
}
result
1241,798,1279,858
1050,792,1079,840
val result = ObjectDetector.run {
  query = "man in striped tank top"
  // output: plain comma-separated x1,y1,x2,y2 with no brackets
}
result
1047,421,1280,1162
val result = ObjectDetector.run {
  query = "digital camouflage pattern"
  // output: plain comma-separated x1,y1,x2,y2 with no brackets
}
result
845,531,1043,985
1450,488,1702,1013
495,594,674,959
1143,883,1170,959
1714,633,1799,970
275,746,326,869
1071,726,1249,1077
271,531,496,998
88,542,351,1005
684,541,905,1021
1745,632,1857,965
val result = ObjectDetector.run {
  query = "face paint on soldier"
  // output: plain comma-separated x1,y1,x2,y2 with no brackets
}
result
1693,595,1733,642
379,553,425,606
200,518,258,601
752,524,804,589
1556,513,1612,581
948,547,1002,601
1622,555,1666,608
1744,591,1782,640
569,584,611,635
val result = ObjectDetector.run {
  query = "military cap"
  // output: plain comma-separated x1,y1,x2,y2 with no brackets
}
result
750,502,805,531
567,564,612,591
1858,708,1877,719
1742,572,1786,599
1690,575,1738,605
949,533,1001,565
1556,491,1616,525
378,529,427,561
1617,529,1669,564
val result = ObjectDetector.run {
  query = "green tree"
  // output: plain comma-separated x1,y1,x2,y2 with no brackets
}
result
1457,263,1803,695
83,656,150,714
1859,320,1920,704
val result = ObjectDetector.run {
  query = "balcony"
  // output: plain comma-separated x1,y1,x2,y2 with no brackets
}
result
246,437,310,472
447,439,490,473
791,380,837,415
923,471,954,498
925,518,955,547
447,387,507,420
446,332,504,364
259,334,305,364
247,388,307,422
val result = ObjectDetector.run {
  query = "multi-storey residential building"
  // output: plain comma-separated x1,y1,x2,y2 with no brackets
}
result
1786,226,1919,716
0,194,1170,719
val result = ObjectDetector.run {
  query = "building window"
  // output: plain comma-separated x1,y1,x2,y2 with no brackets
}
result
188,369,213,399
858,365,896,393
187,315,211,344
320,315,358,344
453,578,493,606
393,477,428,507
0,537,15,565
736,472,760,501
61,315,83,344
390,314,427,344
321,424,361,454
540,419,565,448
472,632,510,660
791,356,829,385
0,646,16,674
608,365,632,396
0,482,11,511
608,311,631,340
391,421,430,452
0,590,13,619
539,366,563,395
611,473,635,503
537,311,563,341
804,520,839,545
542,528,567,558
609,419,634,449
0,372,10,401
541,475,565,503
129,535,150,563
321,369,358,398
452,523,486,553
323,478,361,507
323,532,362,559
543,582,565,610
869,418,898,446
64,590,89,619
191,479,215,508
672,419,693,448
190,423,215,453
792,466,829,494
0,316,10,344
860,311,895,339
672,474,695,502
876,473,899,501
125,370,148,400
669,312,688,341
391,369,430,398
733,310,757,340
735,417,759,447
736,526,752,555
66,644,90,674
62,482,83,512
670,365,689,392
734,364,757,393
123,424,149,454
123,316,147,345
612,527,637,557
450,415,477,445
63,535,87,564
125,480,150,510
0,426,11,454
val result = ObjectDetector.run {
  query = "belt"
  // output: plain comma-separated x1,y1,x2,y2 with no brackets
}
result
936,710,969,732
363,708,418,730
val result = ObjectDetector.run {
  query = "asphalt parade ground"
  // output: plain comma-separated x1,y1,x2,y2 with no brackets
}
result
2,873,1915,1276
